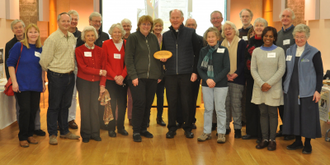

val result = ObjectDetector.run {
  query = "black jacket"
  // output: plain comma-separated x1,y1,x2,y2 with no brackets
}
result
5,36,19,79
162,24,201,75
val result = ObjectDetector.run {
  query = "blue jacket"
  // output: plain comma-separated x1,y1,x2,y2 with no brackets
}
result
162,24,201,75
283,42,320,97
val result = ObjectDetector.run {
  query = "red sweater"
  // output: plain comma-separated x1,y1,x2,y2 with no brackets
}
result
75,45,106,86
102,39,127,80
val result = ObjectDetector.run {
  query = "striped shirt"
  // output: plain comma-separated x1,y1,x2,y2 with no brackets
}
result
40,29,76,73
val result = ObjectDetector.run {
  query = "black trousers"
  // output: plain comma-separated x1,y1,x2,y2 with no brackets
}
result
15,91,40,141
156,78,165,118
106,80,128,131
76,78,100,139
245,77,262,138
166,74,193,132
128,79,157,133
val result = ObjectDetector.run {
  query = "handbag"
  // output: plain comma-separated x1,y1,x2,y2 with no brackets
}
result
4,43,23,96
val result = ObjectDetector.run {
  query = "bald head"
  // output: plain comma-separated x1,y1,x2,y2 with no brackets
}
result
185,18,197,29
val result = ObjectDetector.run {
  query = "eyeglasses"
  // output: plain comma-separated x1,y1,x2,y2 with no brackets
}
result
294,35,306,39
224,28,234,31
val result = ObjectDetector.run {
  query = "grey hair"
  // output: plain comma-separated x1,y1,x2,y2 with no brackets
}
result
279,8,295,20
210,11,223,20
239,9,253,19
169,9,184,18
108,23,126,37
57,12,72,22
203,27,220,41
11,19,25,30
89,12,102,21
253,17,268,27
221,21,239,38
292,24,310,39
81,26,99,42
185,18,197,26
121,18,132,26
68,10,79,20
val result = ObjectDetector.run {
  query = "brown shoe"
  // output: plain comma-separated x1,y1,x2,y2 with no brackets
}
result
256,140,269,149
267,140,276,151
27,136,38,144
69,120,78,129
20,140,29,148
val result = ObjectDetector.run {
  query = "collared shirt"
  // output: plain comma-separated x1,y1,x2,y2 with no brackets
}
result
39,29,76,73
282,24,294,32
85,43,95,49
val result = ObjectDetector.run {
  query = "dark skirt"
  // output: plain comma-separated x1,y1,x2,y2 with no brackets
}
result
282,57,321,139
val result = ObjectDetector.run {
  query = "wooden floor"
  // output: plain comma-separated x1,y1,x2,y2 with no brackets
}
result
1,93,330,165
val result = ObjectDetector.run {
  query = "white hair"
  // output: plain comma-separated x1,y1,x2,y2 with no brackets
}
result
279,8,295,20
11,19,25,30
108,23,126,37
221,21,239,38
81,26,99,41
68,10,79,20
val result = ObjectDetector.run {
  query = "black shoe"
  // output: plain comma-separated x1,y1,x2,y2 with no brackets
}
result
34,129,46,136
192,123,197,129
166,131,176,138
234,129,241,138
284,135,295,140
91,136,102,141
140,130,153,138
185,131,194,138
212,123,217,131
156,118,166,126
242,134,256,140
108,131,117,137
118,129,129,136
287,141,303,150
133,133,142,142
226,129,231,135
82,138,90,143
176,123,183,129
302,144,312,154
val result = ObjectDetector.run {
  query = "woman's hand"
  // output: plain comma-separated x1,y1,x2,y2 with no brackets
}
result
100,70,107,76
12,81,19,93
261,83,271,92
227,74,233,81
206,79,216,88
313,91,321,103
115,75,124,85
132,78,139,86
100,86,105,95
160,58,167,62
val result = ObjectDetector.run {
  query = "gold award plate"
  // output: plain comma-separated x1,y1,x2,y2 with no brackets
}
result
154,50,172,59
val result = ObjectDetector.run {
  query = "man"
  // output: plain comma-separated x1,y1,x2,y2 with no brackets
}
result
77,12,109,47
40,12,80,145
276,8,296,141
67,10,81,129
184,18,204,129
239,9,253,42
162,9,201,139
210,10,224,41
210,10,224,130
5,19,46,136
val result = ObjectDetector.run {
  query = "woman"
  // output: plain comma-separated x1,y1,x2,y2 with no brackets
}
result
75,26,107,143
247,27,255,41
220,21,247,138
197,27,230,143
250,27,285,151
125,15,162,142
283,24,323,154
121,18,132,40
7,23,45,147
242,18,268,141
121,18,133,125
102,23,128,137
153,18,166,126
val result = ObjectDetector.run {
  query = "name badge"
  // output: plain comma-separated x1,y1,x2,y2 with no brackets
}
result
84,52,92,57
301,58,310,62
73,44,76,50
242,36,248,41
35,51,41,57
267,52,276,58
217,48,225,53
286,55,292,61
114,53,121,59
283,39,290,45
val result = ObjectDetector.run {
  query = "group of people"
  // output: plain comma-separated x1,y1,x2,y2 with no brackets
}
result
4,7,323,155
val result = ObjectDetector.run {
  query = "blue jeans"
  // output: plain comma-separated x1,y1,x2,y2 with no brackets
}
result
47,70,75,136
